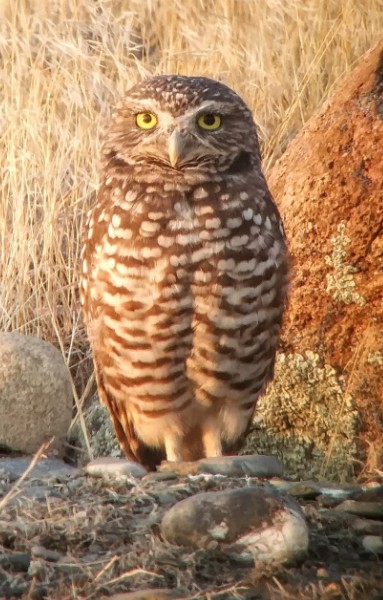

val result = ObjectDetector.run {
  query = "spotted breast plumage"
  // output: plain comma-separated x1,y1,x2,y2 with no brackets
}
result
80,75,289,470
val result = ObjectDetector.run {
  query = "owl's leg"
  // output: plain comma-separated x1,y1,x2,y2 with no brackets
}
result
164,435,184,462
202,423,222,458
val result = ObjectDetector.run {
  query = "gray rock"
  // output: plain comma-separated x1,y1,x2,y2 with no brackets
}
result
335,500,383,520
161,486,308,564
197,455,283,478
362,535,383,555
0,333,72,456
84,457,147,479
0,457,77,482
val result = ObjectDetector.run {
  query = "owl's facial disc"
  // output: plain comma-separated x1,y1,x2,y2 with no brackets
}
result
129,101,232,170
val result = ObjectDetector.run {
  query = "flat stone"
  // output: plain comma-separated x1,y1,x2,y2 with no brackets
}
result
159,455,283,478
352,518,383,536
0,457,78,482
84,457,147,479
317,483,361,500
0,552,31,572
335,500,383,520
161,486,308,564
199,455,283,477
268,479,327,499
362,535,383,555
0,332,73,456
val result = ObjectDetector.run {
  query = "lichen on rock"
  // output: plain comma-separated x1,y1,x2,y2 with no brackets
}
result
325,222,366,306
71,399,122,465
244,351,358,481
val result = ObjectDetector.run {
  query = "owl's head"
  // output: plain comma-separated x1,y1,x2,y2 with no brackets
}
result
103,75,261,180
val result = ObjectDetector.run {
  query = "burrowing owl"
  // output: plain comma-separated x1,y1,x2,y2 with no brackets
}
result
80,75,289,470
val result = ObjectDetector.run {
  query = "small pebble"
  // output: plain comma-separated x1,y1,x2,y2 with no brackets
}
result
324,582,343,596
28,559,46,580
362,535,383,555
31,545,62,562
84,457,147,479
154,492,177,506
317,567,329,578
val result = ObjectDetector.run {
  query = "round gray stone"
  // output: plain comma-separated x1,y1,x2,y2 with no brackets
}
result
161,486,308,564
0,333,72,456
362,535,383,555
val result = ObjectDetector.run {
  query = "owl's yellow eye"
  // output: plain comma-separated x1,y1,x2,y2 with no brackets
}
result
136,112,158,130
197,113,222,131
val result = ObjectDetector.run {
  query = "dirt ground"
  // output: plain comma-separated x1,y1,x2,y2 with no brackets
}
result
1,466,383,600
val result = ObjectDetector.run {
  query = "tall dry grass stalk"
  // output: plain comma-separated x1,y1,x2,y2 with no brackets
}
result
0,0,382,403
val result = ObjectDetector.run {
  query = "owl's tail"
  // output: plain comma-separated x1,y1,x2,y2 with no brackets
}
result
94,360,164,470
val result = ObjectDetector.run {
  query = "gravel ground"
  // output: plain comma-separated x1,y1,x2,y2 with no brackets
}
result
0,457,383,600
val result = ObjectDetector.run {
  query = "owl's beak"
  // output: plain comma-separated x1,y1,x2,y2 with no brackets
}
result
168,129,188,168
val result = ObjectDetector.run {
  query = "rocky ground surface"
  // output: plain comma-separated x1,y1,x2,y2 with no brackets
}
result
0,455,383,600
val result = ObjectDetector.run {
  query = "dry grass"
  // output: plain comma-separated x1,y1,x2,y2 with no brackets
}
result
1,0,382,414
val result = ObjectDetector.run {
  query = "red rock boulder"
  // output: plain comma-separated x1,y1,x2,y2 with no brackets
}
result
254,42,383,480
